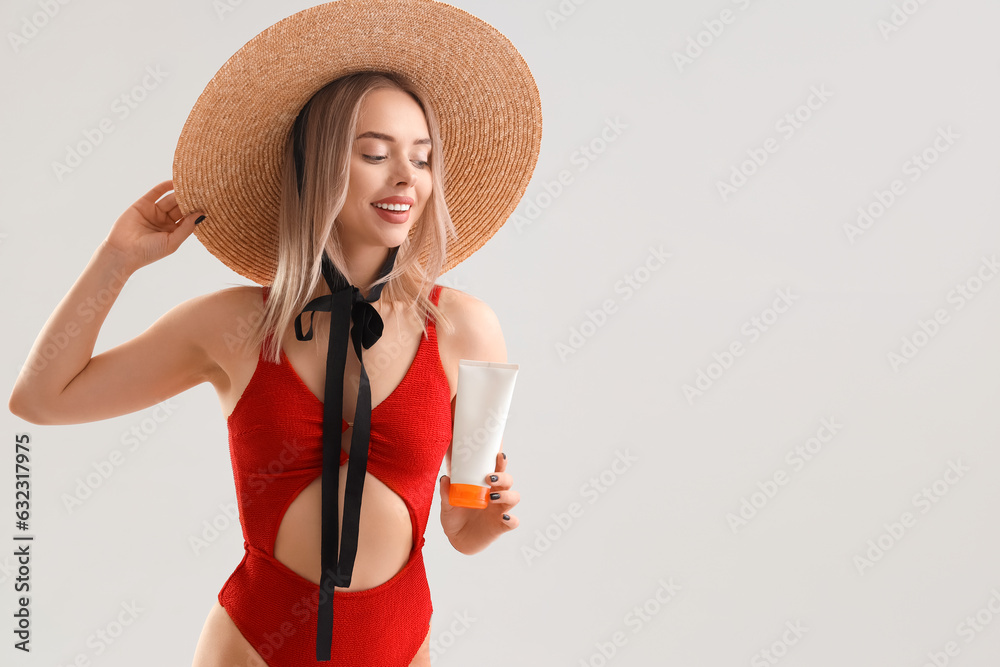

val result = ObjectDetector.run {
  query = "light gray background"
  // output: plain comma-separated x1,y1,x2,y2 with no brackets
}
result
3,0,1000,665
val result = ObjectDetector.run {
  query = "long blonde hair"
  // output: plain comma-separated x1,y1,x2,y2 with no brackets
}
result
243,71,457,365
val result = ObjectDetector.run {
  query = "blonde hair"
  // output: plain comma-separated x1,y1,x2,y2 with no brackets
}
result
243,71,457,365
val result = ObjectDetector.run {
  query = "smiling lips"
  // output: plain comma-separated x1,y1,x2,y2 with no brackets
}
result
372,205,409,223
373,201,411,212
371,198,412,223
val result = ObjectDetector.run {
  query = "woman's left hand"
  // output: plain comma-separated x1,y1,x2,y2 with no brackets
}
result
439,448,520,555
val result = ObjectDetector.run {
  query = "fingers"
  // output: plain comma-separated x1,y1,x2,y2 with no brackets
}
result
154,192,178,221
438,474,452,505
484,470,512,490
143,179,174,204
487,449,517,528
485,467,519,517
138,181,188,227
146,179,195,223
162,211,203,256
487,488,520,507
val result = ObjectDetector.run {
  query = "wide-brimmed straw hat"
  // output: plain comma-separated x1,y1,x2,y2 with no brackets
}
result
172,0,543,285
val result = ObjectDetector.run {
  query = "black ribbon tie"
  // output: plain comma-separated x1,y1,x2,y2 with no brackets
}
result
293,246,399,661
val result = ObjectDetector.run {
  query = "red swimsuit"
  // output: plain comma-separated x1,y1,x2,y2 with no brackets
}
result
220,284,452,665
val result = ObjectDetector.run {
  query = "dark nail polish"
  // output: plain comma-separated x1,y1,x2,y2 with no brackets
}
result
195,215,206,225
502,452,507,460
489,474,498,483
490,492,500,500
502,514,510,521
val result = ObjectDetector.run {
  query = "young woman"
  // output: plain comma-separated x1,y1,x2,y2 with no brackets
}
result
8,2,542,664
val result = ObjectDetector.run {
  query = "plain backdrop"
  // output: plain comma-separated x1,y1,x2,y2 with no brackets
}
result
3,0,1000,665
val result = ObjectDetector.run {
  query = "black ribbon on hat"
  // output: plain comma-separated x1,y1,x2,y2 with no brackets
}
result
293,246,399,660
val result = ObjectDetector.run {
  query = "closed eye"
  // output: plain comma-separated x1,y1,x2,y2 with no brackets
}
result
363,154,429,168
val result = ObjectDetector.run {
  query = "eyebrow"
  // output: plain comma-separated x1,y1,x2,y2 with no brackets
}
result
355,131,432,146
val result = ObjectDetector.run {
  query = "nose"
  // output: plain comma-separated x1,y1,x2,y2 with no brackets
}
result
388,155,419,185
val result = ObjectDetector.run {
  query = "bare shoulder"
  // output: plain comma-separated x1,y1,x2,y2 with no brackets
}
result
183,284,265,384
435,285,507,365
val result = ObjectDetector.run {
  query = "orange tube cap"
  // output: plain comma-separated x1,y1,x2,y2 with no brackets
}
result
449,483,488,509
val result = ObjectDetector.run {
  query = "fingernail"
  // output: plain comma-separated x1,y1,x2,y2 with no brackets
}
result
489,474,498,483
490,492,500,500
502,514,510,521
195,215,206,225
502,452,507,460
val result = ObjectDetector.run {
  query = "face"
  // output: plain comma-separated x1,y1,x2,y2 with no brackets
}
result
338,87,433,253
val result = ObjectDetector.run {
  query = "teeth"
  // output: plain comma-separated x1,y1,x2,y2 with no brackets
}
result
374,202,411,211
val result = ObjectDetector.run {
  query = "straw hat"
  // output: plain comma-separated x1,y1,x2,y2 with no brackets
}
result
172,0,543,285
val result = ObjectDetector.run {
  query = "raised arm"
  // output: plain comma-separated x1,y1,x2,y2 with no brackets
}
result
8,180,209,425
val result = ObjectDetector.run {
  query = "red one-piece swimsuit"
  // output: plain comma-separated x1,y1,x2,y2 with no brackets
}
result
220,283,453,665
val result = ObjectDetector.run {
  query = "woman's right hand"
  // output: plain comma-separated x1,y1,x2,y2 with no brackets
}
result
103,179,204,274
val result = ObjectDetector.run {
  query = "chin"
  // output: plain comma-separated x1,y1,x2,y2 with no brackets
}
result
370,228,410,249
387,229,413,247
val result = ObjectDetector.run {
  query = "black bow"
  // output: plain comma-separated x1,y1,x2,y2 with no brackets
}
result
293,246,399,660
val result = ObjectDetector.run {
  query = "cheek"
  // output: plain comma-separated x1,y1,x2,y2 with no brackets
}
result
418,188,432,217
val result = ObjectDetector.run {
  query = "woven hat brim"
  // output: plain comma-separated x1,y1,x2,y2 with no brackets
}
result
172,0,542,285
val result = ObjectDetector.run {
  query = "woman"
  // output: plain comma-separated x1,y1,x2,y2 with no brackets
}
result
8,2,541,664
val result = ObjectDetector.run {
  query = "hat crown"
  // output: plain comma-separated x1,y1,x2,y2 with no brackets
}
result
173,0,542,284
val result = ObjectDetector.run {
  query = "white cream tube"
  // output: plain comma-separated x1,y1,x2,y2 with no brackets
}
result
449,359,519,508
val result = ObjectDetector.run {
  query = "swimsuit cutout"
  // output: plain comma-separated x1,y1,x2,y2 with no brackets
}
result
220,283,453,665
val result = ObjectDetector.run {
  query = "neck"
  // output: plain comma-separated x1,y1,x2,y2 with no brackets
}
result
312,246,394,301
346,246,392,298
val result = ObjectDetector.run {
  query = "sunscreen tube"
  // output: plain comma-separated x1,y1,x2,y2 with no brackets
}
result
448,359,519,509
